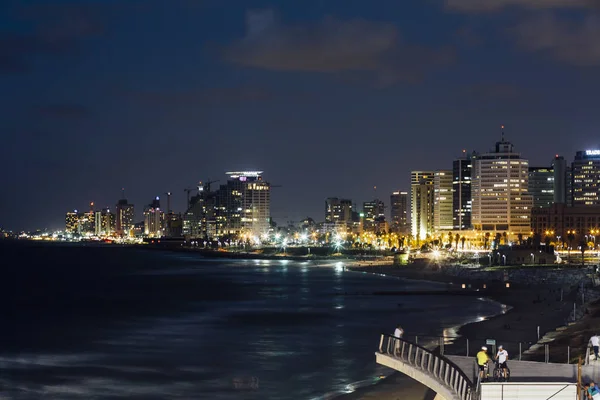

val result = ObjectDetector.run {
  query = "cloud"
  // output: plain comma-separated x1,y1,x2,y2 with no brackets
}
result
224,9,454,85
0,6,102,73
512,13,600,66
465,83,522,100
131,86,276,106
445,0,596,12
35,104,90,119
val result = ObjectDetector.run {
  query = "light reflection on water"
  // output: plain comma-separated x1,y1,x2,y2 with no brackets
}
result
1,253,506,400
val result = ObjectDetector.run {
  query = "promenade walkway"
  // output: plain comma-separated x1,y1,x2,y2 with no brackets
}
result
377,334,600,400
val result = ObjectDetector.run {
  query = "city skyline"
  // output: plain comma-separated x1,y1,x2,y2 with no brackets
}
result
2,0,600,230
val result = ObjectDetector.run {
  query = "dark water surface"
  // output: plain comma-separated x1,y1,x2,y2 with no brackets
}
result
0,242,503,399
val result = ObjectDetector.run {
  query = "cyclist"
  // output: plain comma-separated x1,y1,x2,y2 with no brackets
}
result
476,346,490,381
495,345,509,381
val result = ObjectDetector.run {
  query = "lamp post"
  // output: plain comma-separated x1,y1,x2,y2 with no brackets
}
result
567,230,576,264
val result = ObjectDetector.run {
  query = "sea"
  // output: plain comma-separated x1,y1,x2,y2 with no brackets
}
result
0,241,504,399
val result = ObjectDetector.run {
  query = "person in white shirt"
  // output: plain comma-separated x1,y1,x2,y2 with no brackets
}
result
495,345,509,381
394,325,404,339
590,335,600,360
393,325,404,352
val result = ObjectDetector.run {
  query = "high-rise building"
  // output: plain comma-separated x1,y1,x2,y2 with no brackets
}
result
552,156,567,204
390,191,408,233
434,170,453,231
325,198,353,226
65,210,80,233
572,150,600,206
411,171,435,241
79,204,96,235
471,134,532,236
144,197,164,237
183,172,271,240
227,171,271,237
453,153,473,230
116,197,135,237
528,166,554,208
363,199,385,232
95,208,115,236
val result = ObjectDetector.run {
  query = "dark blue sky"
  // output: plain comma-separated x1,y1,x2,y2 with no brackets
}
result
2,0,600,231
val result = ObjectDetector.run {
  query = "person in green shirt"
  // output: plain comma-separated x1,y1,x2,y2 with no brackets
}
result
476,346,490,381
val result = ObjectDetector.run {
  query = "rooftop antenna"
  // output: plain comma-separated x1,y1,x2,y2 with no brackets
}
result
121,188,125,199
501,125,505,142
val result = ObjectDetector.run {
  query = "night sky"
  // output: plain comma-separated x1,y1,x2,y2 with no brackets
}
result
2,0,600,231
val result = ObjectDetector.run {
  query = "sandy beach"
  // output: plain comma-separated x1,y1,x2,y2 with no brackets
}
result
335,263,585,400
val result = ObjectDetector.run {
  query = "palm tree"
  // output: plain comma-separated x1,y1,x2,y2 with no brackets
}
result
455,233,460,249
448,232,453,248
580,240,587,267
494,233,501,250
502,232,508,245
484,232,490,249
567,230,576,262
461,236,466,250
517,233,523,245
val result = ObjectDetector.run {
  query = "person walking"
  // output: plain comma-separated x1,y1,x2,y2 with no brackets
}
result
393,325,404,352
476,346,490,382
590,335,600,361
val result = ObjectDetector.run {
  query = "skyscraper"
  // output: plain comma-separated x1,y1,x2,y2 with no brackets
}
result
434,170,453,231
552,155,567,204
116,197,134,237
471,134,532,236
144,197,164,237
411,171,435,241
572,150,600,206
95,208,115,236
390,191,408,233
227,171,271,237
325,198,353,226
183,172,271,240
65,210,80,233
362,199,385,232
528,166,554,208
453,153,473,230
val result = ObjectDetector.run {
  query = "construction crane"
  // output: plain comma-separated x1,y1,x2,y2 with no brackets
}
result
199,179,219,192
184,187,198,209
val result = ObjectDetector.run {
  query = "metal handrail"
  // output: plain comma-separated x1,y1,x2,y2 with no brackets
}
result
379,334,474,400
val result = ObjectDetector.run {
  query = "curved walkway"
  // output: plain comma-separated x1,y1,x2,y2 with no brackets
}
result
377,334,600,400
376,335,473,400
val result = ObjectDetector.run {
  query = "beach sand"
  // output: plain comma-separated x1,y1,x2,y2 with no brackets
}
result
336,264,580,400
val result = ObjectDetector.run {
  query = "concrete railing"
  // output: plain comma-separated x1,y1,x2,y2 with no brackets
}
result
379,334,474,400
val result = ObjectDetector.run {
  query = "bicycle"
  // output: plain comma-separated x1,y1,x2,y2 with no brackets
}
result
493,360,511,382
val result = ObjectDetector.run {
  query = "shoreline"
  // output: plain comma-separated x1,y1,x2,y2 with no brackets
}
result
334,264,580,400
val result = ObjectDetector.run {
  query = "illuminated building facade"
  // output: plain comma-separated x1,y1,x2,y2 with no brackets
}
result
79,211,95,235
453,154,473,230
144,197,164,237
411,171,434,241
531,203,600,244
472,136,532,236
325,198,353,226
362,199,385,232
528,166,554,208
116,198,134,236
434,170,453,231
572,150,600,206
183,171,271,240
65,211,80,233
94,208,115,236
390,191,408,233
